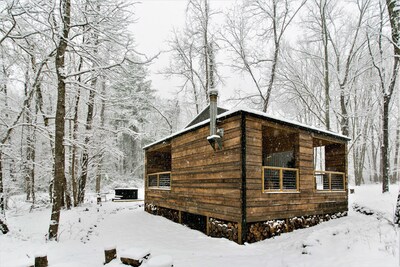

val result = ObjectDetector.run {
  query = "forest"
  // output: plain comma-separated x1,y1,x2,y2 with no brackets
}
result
0,0,400,239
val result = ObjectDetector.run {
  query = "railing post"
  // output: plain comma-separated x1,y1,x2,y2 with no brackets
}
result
279,169,283,191
261,167,264,193
328,173,332,191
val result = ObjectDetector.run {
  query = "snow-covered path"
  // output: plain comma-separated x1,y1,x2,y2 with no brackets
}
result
0,185,398,267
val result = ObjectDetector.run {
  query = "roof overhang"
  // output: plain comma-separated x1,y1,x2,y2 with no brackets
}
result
143,108,351,150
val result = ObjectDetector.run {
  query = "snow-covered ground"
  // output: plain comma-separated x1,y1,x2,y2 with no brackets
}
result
0,185,399,267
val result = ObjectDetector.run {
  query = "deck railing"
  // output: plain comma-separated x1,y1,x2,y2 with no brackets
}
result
314,170,345,191
262,166,299,192
147,171,171,189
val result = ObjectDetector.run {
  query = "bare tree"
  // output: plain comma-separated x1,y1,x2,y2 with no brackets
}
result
222,0,305,112
367,0,400,193
164,0,220,114
48,0,71,241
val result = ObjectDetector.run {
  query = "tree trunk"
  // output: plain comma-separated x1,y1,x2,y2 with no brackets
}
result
263,45,279,113
382,0,400,192
78,6,100,204
203,0,210,103
95,79,106,196
382,95,390,193
78,82,95,204
370,125,380,183
393,120,400,183
71,55,83,207
0,152,4,214
48,0,71,241
321,1,330,130
34,55,55,204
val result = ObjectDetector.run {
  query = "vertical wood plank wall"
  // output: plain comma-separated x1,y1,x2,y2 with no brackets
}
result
245,114,348,223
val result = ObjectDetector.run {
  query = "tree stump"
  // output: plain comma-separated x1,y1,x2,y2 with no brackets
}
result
34,255,48,267
0,218,9,234
120,257,141,267
120,247,150,267
104,247,117,264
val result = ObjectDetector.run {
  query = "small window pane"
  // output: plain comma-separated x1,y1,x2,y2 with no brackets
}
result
315,173,329,190
264,169,280,190
282,170,297,190
331,174,344,190
148,175,158,187
159,173,171,187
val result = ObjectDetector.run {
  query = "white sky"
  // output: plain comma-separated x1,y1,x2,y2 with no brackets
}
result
130,0,247,105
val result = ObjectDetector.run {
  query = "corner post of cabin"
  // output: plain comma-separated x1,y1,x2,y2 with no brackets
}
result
206,216,210,236
237,222,243,244
239,111,247,245
298,132,314,193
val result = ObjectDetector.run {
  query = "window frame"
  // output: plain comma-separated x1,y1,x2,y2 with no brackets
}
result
262,166,299,193
314,170,346,192
147,171,172,190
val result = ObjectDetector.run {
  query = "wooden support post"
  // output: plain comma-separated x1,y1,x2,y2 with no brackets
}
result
238,222,243,245
285,218,290,232
206,216,210,236
34,255,48,267
178,210,182,224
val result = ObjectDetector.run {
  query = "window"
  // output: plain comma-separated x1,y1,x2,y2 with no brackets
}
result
148,174,158,187
263,166,298,192
314,171,345,191
147,172,171,189
262,126,299,193
264,151,295,168
159,173,171,187
313,140,346,192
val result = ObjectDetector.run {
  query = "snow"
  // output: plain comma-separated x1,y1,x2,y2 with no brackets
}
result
0,184,399,267
119,247,150,259
145,255,173,267
114,188,139,190
207,135,221,140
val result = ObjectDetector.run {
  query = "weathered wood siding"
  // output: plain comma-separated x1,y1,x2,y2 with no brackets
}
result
325,143,346,172
145,112,348,226
145,115,243,222
245,115,348,223
146,151,171,174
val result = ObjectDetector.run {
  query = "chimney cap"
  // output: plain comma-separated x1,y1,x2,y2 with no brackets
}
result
209,89,218,96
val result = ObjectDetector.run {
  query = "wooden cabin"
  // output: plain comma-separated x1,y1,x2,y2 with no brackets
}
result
144,92,349,244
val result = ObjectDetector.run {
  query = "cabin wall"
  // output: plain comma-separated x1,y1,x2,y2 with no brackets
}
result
145,115,243,223
146,151,171,174
325,143,346,172
245,115,348,223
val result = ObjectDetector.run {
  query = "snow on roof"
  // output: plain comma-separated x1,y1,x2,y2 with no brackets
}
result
143,107,350,150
